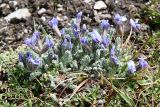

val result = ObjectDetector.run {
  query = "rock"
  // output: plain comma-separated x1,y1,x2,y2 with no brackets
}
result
105,0,109,4
38,8,46,15
97,99,105,104
57,8,64,12
95,16,101,23
0,3,11,16
57,4,63,8
84,0,92,3
94,1,107,10
94,10,98,16
63,16,68,21
99,14,112,19
0,3,7,8
4,8,31,22
24,29,28,34
41,16,46,22
9,1,18,6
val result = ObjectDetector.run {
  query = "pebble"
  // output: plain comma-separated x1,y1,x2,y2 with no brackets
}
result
94,1,107,10
57,8,64,12
38,8,47,15
41,16,46,22
24,29,28,34
97,99,105,104
4,8,31,22
0,3,7,8
99,14,112,19
84,0,92,3
94,15,101,23
9,1,18,6
105,0,109,4
57,4,63,8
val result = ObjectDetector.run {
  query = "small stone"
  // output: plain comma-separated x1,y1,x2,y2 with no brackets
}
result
57,4,63,8
41,16,46,22
94,1,107,10
0,3,7,8
4,8,31,22
95,16,100,23
94,10,98,16
84,0,92,3
99,14,112,19
9,1,18,6
63,16,68,21
57,8,64,12
24,29,28,34
38,8,46,15
97,99,105,104
105,0,109,4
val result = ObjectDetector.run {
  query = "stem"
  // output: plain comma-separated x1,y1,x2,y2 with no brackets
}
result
124,26,132,46
119,25,124,47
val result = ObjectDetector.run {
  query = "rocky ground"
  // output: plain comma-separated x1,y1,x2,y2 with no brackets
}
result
0,0,159,52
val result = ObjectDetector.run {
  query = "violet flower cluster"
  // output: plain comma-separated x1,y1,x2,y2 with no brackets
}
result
110,46,118,65
18,52,41,71
18,11,148,74
127,57,149,74
113,14,141,36
24,32,54,54
19,31,54,71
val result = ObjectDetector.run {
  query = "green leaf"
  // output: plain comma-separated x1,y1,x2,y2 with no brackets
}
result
112,85,135,107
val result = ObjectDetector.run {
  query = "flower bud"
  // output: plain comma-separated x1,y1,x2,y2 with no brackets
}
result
100,20,110,30
89,29,102,43
130,19,140,31
127,60,136,74
80,37,88,45
114,14,127,25
138,58,149,69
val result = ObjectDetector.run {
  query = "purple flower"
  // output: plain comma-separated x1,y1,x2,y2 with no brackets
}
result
18,53,23,62
127,60,136,74
18,52,41,71
49,17,61,37
114,14,127,25
22,52,41,71
26,52,41,65
68,41,73,49
110,46,118,65
110,56,118,65
24,31,40,47
33,31,41,38
76,11,83,22
66,34,72,42
24,38,33,47
138,58,149,69
130,19,140,31
102,36,110,47
80,37,88,45
44,37,54,48
61,28,66,35
27,57,41,66
82,24,87,33
72,24,79,38
62,38,67,48
110,46,115,56
89,29,102,43
48,17,58,28
100,20,110,30
26,52,32,58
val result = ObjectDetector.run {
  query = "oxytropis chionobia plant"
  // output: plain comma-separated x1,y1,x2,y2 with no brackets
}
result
18,12,149,78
